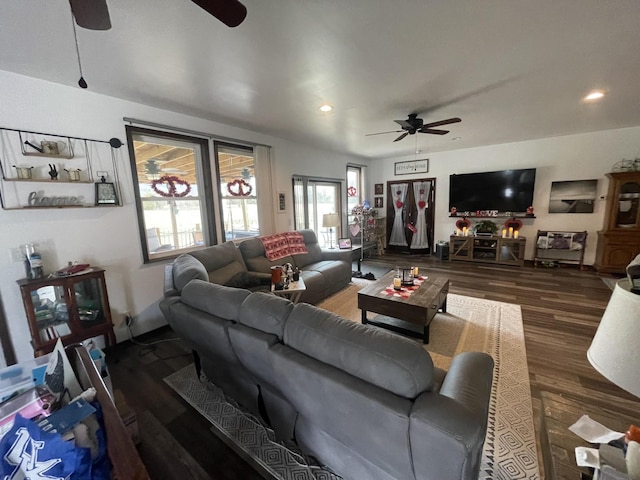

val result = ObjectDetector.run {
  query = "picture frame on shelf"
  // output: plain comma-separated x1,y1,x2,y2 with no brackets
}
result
95,182,118,206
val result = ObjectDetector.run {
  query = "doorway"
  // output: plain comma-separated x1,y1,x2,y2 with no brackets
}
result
386,178,436,254
293,176,342,248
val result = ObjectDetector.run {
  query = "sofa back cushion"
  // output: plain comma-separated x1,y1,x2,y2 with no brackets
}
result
181,280,251,321
172,254,209,293
238,292,294,338
190,241,248,285
291,229,324,268
284,303,434,398
239,237,294,273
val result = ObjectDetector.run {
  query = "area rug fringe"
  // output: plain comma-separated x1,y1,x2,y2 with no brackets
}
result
165,290,540,480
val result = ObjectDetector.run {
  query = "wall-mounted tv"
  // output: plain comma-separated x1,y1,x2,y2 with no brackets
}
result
449,168,536,213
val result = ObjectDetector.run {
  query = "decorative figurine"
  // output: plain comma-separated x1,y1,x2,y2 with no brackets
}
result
48,164,59,180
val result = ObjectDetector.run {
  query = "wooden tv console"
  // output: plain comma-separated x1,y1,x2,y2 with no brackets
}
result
449,235,526,267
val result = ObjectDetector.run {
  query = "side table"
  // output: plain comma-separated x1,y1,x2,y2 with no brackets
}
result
271,277,306,303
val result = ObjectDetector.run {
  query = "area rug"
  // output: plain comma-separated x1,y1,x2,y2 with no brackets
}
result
165,284,540,480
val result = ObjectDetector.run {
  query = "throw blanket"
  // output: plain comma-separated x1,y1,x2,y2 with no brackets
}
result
259,232,308,261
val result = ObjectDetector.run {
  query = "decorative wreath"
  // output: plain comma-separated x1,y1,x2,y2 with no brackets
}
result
151,175,191,197
227,179,253,197
347,186,357,197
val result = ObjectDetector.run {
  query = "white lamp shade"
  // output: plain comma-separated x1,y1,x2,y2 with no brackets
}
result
587,279,640,398
322,213,340,228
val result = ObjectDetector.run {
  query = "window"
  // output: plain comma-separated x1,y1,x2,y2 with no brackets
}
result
347,165,363,212
126,126,216,263
127,125,273,263
215,143,260,240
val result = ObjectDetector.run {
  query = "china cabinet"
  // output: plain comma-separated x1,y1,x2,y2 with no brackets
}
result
17,268,116,356
595,172,640,273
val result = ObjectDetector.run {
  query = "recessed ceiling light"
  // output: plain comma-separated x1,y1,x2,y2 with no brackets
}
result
319,104,333,112
584,90,605,101
451,136,462,141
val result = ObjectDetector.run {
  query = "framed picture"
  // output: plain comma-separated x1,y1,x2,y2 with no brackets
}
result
277,191,287,214
374,183,383,195
549,180,598,213
394,159,429,176
95,182,118,205
338,238,352,249
374,196,383,208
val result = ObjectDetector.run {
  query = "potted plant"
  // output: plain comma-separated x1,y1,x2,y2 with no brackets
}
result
473,220,499,235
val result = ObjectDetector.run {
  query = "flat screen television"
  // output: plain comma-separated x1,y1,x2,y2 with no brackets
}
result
449,168,536,213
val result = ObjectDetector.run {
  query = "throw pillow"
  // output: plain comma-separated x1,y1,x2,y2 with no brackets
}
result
223,272,265,289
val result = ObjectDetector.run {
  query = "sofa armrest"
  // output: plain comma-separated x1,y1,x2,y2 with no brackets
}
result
163,264,179,298
320,249,352,262
409,352,494,480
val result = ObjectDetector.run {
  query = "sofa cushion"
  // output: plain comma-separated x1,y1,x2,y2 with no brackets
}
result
223,272,265,289
181,280,251,321
172,254,209,292
284,303,435,398
190,241,248,284
238,292,294,338
291,230,324,268
239,237,295,273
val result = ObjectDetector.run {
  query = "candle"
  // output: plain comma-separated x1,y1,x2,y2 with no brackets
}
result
413,266,419,277
514,230,519,239
456,228,461,236
502,228,507,238
393,276,402,290
508,227,514,237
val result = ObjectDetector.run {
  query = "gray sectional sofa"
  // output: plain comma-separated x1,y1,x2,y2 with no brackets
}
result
160,279,495,480
164,229,351,304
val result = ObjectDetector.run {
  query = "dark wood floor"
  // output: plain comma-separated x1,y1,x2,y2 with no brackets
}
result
107,255,640,480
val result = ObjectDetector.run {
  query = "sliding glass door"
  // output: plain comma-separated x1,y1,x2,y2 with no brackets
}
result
293,176,342,248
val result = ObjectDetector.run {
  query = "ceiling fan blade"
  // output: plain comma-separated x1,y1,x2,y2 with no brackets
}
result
394,119,414,129
365,130,403,137
393,132,409,142
423,117,462,128
191,0,247,27
419,128,450,135
68,0,112,30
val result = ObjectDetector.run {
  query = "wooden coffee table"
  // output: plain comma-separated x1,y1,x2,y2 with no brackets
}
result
357,271,449,343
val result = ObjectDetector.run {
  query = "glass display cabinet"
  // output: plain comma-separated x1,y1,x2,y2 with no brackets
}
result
595,172,640,273
17,268,116,356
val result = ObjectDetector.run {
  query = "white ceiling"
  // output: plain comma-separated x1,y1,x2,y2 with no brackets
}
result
2,0,640,159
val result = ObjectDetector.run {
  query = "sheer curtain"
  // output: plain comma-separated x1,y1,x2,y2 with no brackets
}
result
389,183,408,246
254,145,275,234
410,181,430,249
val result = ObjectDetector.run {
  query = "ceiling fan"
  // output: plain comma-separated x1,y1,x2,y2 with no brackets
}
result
366,114,462,142
68,0,248,30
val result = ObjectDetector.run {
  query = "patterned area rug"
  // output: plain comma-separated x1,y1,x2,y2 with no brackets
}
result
165,282,540,480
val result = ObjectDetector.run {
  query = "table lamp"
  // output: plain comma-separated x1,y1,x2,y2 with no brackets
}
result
322,213,340,249
587,274,640,478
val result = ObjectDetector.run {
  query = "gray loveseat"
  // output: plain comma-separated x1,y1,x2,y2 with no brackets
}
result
164,229,351,304
160,280,494,480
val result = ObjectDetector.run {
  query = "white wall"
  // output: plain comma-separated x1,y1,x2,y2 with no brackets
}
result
369,127,640,264
0,70,362,366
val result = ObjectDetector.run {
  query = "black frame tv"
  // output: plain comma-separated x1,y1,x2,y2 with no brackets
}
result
449,168,536,214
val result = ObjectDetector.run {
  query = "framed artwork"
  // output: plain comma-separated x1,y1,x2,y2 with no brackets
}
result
95,182,118,205
374,183,384,195
394,159,429,176
374,196,383,208
277,191,287,214
549,180,598,213
338,238,352,249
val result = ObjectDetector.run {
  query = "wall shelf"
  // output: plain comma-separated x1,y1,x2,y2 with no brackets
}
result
0,126,123,209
